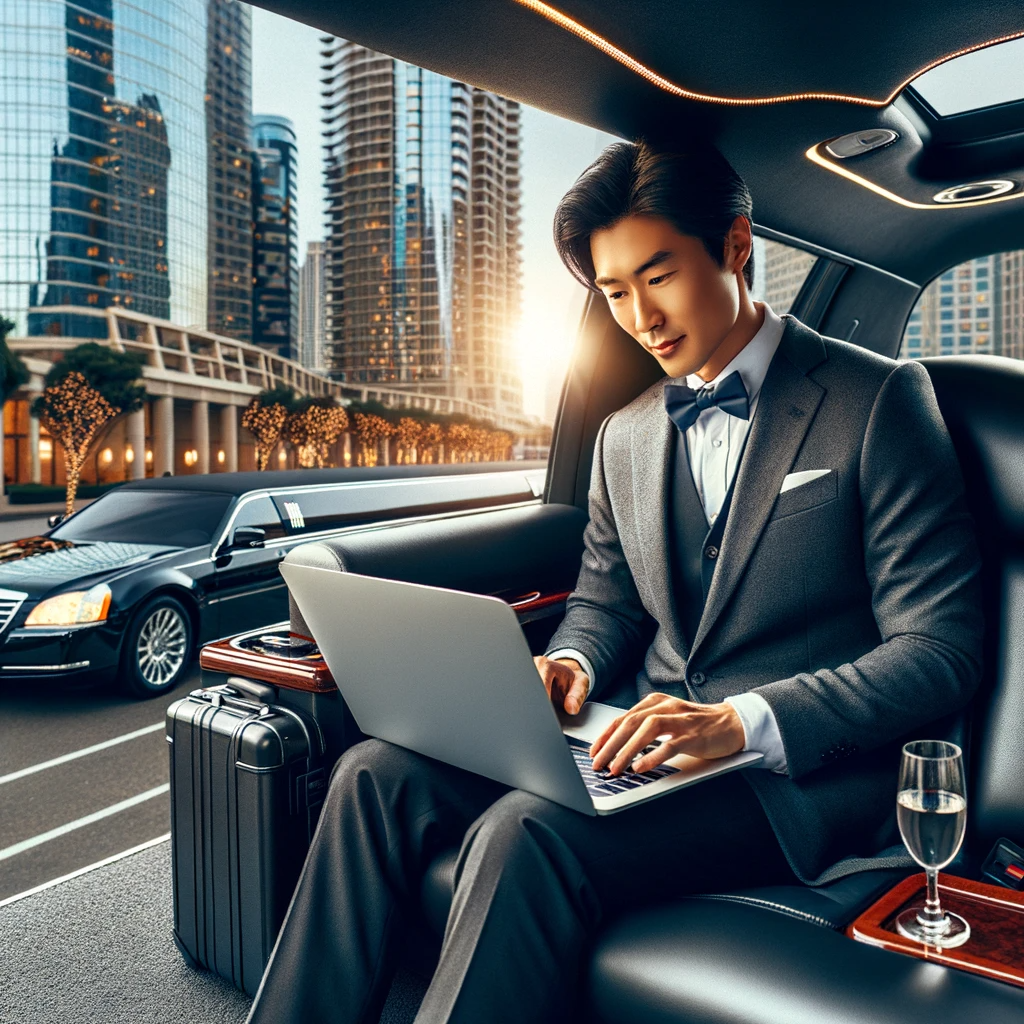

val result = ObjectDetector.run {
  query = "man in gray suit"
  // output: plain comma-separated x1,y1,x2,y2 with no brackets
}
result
247,141,982,1024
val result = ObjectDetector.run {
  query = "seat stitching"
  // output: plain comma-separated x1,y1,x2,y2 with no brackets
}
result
683,892,835,929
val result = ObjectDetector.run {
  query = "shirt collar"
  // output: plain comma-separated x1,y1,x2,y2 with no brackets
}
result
685,302,785,405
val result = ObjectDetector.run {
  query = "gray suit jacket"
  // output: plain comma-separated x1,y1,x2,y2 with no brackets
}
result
546,315,984,884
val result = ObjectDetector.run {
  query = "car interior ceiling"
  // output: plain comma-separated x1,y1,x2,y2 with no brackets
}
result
256,0,1024,511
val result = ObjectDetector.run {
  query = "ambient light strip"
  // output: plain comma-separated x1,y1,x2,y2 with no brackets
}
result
511,0,1024,109
805,144,1024,210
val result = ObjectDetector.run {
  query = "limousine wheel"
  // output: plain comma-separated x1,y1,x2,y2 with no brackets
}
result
119,594,194,698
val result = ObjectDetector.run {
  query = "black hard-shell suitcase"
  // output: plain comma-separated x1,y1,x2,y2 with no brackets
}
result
166,679,326,995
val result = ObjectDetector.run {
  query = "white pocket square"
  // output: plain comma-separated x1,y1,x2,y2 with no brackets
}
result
779,469,832,494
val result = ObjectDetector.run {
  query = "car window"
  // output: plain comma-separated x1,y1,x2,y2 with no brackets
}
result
50,491,233,547
750,237,818,315
248,26,623,474
227,494,288,542
900,251,1024,359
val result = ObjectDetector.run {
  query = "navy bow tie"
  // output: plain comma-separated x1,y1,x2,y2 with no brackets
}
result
663,370,750,434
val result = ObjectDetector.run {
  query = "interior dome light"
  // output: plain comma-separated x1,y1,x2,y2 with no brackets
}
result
933,180,1016,203
825,129,898,159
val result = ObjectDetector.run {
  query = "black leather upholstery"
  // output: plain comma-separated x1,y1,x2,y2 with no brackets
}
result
587,899,1024,1023
921,357,1024,854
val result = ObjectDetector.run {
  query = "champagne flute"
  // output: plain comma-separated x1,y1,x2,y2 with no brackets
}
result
895,739,970,948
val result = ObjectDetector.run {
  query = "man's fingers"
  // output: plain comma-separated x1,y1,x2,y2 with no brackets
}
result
590,710,653,771
605,716,670,775
562,672,589,715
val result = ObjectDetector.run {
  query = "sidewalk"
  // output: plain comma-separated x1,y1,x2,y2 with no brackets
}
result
0,498,95,522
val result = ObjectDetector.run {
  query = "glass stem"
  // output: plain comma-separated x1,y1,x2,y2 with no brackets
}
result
917,868,947,933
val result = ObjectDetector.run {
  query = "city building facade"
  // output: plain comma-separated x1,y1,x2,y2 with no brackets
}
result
206,0,254,341
251,114,299,360
298,240,327,371
319,38,525,422
2,306,539,491
0,0,209,338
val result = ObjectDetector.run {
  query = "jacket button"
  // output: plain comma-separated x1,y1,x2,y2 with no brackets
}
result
704,545,718,560
691,671,706,686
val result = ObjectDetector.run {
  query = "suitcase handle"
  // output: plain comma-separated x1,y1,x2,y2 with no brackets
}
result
225,677,278,704
192,686,272,717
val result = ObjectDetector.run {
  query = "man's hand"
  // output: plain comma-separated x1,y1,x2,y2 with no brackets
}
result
533,655,590,715
589,692,745,774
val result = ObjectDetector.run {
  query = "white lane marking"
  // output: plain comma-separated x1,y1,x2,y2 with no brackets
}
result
0,722,164,787
0,784,170,863
0,833,171,909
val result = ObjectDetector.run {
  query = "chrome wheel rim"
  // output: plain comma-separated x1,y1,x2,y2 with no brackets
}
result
136,606,188,687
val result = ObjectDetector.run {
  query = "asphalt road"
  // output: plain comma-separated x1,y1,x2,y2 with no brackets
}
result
0,662,201,902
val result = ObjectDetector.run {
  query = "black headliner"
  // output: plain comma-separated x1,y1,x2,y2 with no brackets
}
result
254,0,1024,286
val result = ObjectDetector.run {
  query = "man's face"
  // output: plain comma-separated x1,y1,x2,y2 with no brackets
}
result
590,214,751,379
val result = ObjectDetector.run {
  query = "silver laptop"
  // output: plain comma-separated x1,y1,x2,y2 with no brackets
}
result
280,563,762,815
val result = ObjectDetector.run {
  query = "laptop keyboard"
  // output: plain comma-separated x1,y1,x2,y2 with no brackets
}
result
566,736,679,798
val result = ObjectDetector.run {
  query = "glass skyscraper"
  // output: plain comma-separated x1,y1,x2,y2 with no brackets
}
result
320,38,525,420
0,0,209,336
252,113,299,359
206,0,253,341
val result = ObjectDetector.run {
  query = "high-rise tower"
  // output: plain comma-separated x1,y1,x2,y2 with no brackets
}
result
319,38,524,420
298,240,327,371
206,0,253,340
252,114,299,359
2,0,208,336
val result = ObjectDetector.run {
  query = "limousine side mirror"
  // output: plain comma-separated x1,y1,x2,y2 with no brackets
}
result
230,526,266,550
48,513,66,529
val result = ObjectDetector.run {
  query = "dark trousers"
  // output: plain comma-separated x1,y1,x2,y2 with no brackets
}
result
245,738,794,1024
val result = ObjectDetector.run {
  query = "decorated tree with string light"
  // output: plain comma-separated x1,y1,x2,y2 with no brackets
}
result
444,422,472,463
32,372,119,515
351,412,393,467
489,430,513,461
285,398,350,469
419,421,443,464
394,417,424,464
242,401,288,471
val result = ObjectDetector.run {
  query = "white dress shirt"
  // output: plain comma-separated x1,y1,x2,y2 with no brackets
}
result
549,303,789,772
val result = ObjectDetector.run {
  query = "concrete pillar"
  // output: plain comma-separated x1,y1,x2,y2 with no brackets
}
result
193,400,210,475
29,411,41,484
126,407,146,481
154,396,174,476
220,405,238,473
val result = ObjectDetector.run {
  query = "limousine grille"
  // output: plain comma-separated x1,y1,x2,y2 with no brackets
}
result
0,589,27,636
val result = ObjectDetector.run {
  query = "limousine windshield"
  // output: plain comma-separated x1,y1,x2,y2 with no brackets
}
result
49,491,233,547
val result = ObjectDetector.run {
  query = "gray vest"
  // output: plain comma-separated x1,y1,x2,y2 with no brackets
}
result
669,430,740,651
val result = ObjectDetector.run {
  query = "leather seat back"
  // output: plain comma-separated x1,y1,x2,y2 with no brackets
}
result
921,356,1024,852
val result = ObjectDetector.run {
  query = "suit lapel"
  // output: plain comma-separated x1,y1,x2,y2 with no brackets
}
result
630,397,688,653
688,318,828,664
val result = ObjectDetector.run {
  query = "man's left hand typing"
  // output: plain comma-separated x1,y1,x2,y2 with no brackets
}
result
589,692,746,775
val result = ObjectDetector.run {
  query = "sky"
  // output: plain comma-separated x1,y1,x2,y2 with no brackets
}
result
250,7,617,420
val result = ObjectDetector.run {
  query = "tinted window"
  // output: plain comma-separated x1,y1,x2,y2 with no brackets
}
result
901,251,1024,359
51,491,233,547
750,237,818,314
228,495,288,542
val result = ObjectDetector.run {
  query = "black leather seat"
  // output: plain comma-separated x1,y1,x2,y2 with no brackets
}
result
289,354,1024,1019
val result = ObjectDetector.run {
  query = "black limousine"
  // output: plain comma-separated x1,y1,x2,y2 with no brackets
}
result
0,464,544,697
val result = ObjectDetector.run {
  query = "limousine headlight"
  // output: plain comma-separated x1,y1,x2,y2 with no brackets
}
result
25,583,112,627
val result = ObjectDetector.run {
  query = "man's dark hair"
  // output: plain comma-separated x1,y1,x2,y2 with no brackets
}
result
553,139,755,292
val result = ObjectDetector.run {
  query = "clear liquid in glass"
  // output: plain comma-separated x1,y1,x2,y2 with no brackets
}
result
897,788,967,870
